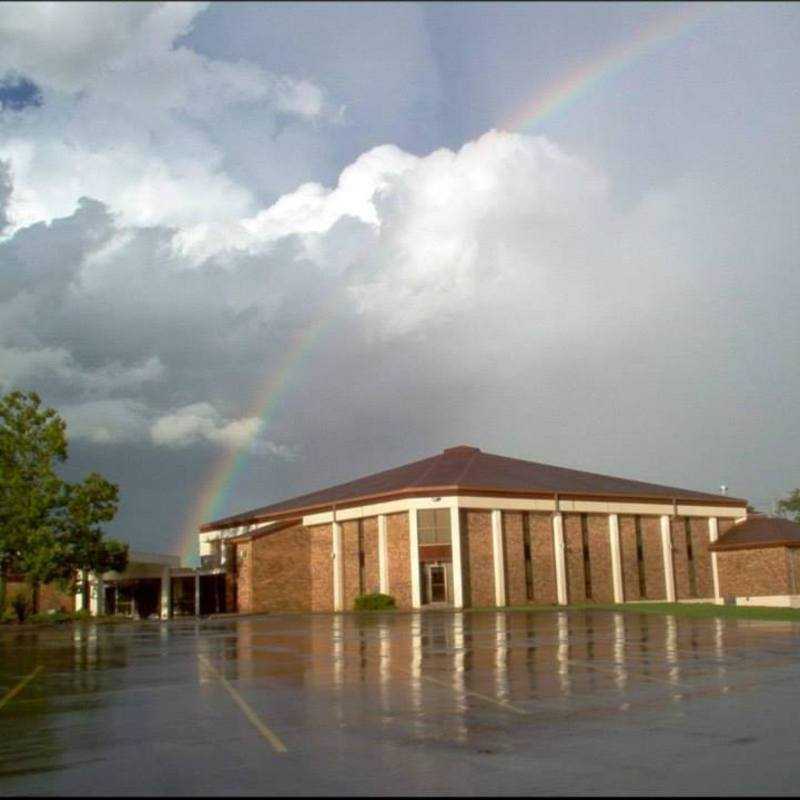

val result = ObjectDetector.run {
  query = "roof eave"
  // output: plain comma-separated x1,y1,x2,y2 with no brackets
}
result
201,484,747,532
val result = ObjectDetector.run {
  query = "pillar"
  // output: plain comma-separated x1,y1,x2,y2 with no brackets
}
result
194,573,200,617
608,513,624,603
709,517,721,603
75,570,85,611
408,510,421,609
553,513,568,605
332,520,344,612
378,514,389,595
491,509,506,606
660,515,676,602
160,566,171,620
89,573,105,616
450,506,464,608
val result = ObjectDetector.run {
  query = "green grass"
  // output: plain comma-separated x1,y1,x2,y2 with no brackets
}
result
483,601,800,622
0,610,135,627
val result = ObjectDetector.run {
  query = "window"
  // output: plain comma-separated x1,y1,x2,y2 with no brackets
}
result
581,514,593,600
523,517,534,602
418,508,452,544
635,516,647,599
685,519,698,598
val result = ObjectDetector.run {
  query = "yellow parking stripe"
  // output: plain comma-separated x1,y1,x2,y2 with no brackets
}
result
198,655,287,753
0,665,43,712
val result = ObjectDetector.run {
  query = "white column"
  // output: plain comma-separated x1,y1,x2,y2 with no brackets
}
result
378,514,389,595
160,566,171,619
332,520,344,612
408,510,421,608
75,570,85,611
553,513,568,605
194,573,201,617
709,517,721,603
450,506,464,609
491,509,506,607
608,513,624,603
660,515,676,602
89,573,104,616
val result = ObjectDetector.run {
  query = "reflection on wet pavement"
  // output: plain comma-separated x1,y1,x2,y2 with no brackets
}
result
2,609,800,795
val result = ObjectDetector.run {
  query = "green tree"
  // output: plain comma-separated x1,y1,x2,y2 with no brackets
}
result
776,489,800,524
0,390,128,610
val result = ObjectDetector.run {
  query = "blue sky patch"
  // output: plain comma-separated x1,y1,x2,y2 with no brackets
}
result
0,73,43,111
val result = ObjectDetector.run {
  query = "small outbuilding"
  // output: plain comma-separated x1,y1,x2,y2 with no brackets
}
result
710,516,800,607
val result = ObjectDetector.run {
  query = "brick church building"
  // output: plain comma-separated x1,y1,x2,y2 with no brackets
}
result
196,445,800,613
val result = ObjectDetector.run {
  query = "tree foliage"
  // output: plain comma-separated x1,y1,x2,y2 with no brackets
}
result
0,390,128,592
776,489,800,524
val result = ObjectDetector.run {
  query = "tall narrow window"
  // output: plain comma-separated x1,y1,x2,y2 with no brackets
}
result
635,516,647,599
357,520,365,596
523,514,534,601
581,514,592,600
685,519,698,598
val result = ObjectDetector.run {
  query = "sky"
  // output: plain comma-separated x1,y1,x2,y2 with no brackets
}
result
0,1,798,562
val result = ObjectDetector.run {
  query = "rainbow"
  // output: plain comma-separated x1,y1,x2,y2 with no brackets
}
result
503,2,718,132
178,1,720,563
178,300,339,563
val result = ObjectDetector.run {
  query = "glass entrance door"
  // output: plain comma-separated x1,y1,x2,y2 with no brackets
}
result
430,565,446,602
422,563,449,604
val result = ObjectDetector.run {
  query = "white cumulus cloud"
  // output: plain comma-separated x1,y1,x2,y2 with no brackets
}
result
150,402,263,449
0,1,334,231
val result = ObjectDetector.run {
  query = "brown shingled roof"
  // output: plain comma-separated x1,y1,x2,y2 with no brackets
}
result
201,445,746,532
710,516,800,552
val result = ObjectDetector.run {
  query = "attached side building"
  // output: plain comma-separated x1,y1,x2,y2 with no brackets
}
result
200,445,751,613
710,516,800,607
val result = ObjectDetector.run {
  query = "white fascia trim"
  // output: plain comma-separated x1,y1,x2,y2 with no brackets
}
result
301,496,746,526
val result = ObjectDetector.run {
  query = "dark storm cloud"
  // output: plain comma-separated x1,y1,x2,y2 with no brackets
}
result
0,73,42,112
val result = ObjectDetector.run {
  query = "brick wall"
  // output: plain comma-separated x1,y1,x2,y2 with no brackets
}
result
362,517,381,596
618,515,642,601
4,579,75,613
503,512,528,606
309,524,333,612
386,512,411,609
640,516,666,600
225,570,237,613
586,514,614,602
562,513,587,603
249,524,311,612
462,510,495,607
717,518,735,538
689,517,714,598
234,540,253,613
342,520,362,610
717,547,791,598
670,518,692,599
529,513,558,604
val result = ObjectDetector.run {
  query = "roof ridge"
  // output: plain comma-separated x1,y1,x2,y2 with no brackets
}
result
454,447,481,485
410,451,445,488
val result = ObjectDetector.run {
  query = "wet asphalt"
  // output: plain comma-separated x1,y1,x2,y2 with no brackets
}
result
1,608,799,796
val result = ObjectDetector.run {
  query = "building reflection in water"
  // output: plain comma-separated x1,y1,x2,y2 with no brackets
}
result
665,615,683,700
612,612,627,693
556,612,571,697
217,608,747,748
494,612,509,706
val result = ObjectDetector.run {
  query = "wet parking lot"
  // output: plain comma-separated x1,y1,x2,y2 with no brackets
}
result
1,608,799,796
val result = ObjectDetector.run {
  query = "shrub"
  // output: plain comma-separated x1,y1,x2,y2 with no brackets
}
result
354,593,396,611
28,610,72,625
11,592,30,622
